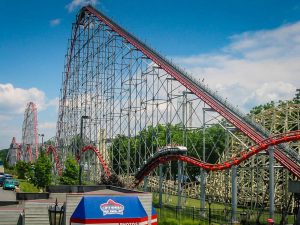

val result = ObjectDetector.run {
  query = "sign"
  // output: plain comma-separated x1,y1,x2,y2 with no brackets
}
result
100,199,124,215
70,196,157,225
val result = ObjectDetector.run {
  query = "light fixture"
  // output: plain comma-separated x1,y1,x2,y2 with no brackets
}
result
208,197,212,225
240,212,247,225
48,198,64,225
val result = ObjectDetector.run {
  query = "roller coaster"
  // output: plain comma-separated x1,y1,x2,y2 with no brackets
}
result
134,131,300,186
61,5,299,177
7,5,300,219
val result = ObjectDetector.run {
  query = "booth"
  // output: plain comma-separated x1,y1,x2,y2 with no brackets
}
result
151,206,157,225
70,196,157,225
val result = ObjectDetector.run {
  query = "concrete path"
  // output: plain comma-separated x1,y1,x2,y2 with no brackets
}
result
0,187,16,202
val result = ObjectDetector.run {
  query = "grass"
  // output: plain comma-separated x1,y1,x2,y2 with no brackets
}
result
153,192,224,209
153,193,296,225
18,179,40,192
156,206,219,225
159,218,201,225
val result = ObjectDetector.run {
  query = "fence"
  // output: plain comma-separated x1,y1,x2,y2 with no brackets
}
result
154,204,296,225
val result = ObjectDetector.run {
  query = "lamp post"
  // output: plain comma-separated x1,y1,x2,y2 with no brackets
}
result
208,198,212,225
38,133,44,146
79,115,89,185
48,198,64,225
240,212,247,225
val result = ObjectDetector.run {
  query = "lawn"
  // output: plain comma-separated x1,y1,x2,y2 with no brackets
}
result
18,179,40,192
152,193,296,225
153,192,225,209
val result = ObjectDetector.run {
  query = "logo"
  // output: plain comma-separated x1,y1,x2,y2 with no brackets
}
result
100,199,124,216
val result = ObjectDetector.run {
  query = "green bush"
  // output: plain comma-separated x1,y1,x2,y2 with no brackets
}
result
19,179,39,192
159,218,179,225
158,217,202,225
182,219,200,225
59,155,79,185
33,151,52,189
16,161,30,179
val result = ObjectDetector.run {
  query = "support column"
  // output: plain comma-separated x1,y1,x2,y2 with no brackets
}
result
177,160,183,209
159,164,163,207
143,176,148,192
127,116,131,176
87,155,90,182
269,147,275,219
200,108,206,212
200,169,206,213
232,165,237,222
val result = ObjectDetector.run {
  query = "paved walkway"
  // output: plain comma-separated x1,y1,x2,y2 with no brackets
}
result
0,187,16,202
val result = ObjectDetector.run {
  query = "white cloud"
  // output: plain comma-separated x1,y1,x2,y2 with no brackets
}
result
173,21,300,112
66,0,98,12
46,97,59,112
243,82,296,108
227,21,300,59
0,125,20,149
50,19,61,27
0,83,46,116
0,83,58,148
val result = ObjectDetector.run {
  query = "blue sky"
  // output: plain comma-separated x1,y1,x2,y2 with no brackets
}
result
1,0,300,148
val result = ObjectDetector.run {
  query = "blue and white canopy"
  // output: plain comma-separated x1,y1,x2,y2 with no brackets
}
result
70,196,155,224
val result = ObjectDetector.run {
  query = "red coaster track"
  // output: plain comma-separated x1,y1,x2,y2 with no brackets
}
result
134,130,300,186
25,144,33,163
46,145,111,178
81,145,111,177
46,145,63,176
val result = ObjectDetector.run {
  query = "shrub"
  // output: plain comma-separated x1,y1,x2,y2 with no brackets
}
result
59,155,79,185
182,219,200,225
16,161,30,179
159,218,179,225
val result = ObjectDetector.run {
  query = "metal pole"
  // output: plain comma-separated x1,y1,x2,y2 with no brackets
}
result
42,134,44,146
127,49,132,177
79,115,89,185
269,147,275,219
200,109,206,212
38,133,44,149
79,117,84,186
200,169,206,214
159,164,163,207
143,175,148,192
177,160,183,209
87,154,90,182
208,200,212,225
232,165,237,222
127,114,131,176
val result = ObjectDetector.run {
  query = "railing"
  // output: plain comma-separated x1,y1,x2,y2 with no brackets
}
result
154,203,296,225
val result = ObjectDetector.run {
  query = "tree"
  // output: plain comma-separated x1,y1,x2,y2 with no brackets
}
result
0,149,8,162
249,101,275,115
0,149,10,170
293,89,300,103
33,151,52,189
15,160,30,179
59,155,79,185
109,123,226,182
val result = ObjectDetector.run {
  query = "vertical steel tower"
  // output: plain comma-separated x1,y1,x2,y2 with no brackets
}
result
22,102,38,162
